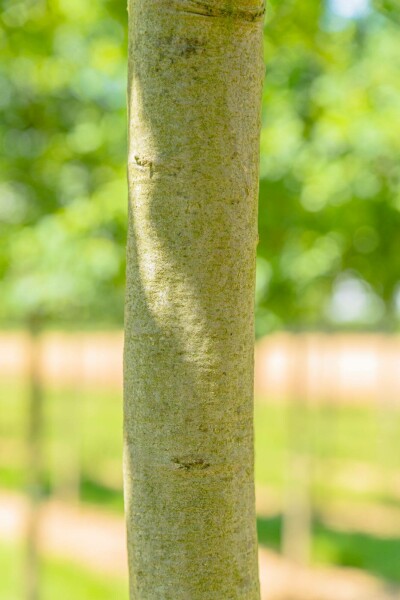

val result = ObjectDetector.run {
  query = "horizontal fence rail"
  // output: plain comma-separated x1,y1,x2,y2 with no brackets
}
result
1,331,399,404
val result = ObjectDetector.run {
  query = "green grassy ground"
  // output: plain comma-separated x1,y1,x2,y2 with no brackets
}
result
2,379,399,501
0,542,128,600
256,515,400,583
1,377,400,586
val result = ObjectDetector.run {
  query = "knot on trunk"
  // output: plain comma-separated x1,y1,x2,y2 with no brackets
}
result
172,457,211,471
174,0,265,22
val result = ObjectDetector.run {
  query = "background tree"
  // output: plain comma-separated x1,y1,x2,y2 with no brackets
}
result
256,0,400,335
1,6,127,597
2,0,400,338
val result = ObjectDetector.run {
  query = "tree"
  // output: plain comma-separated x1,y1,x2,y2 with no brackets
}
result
256,0,400,335
124,1,265,597
0,0,127,331
1,4,125,598
2,0,400,337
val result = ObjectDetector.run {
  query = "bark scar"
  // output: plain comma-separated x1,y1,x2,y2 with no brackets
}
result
133,155,153,174
128,155,182,179
172,457,211,471
174,0,265,22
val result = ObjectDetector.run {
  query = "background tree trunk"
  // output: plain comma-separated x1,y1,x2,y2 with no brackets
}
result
124,1,265,597
282,336,312,567
26,316,43,600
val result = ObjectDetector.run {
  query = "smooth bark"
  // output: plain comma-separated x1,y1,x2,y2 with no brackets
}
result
124,2,265,597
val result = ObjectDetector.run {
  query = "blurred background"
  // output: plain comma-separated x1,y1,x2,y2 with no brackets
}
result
1,0,400,598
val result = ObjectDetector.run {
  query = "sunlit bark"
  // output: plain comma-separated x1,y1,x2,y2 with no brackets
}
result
124,2,265,597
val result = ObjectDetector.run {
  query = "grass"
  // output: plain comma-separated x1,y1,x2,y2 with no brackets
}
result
3,378,399,503
2,377,400,505
0,542,128,600
1,377,400,585
254,400,400,503
256,514,400,583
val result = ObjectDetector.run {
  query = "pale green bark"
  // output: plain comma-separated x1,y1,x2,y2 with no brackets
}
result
124,1,265,598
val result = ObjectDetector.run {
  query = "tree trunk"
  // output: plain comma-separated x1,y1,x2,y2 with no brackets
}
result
124,1,265,598
26,317,43,600
282,336,312,566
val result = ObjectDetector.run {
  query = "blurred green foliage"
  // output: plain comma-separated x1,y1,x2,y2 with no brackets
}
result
1,0,400,331
0,0,127,325
256,0,400,335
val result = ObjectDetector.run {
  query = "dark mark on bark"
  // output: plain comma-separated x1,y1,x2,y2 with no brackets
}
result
133,155,154,178
173,457,211,471
176,0,265,22
163,35,205,57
